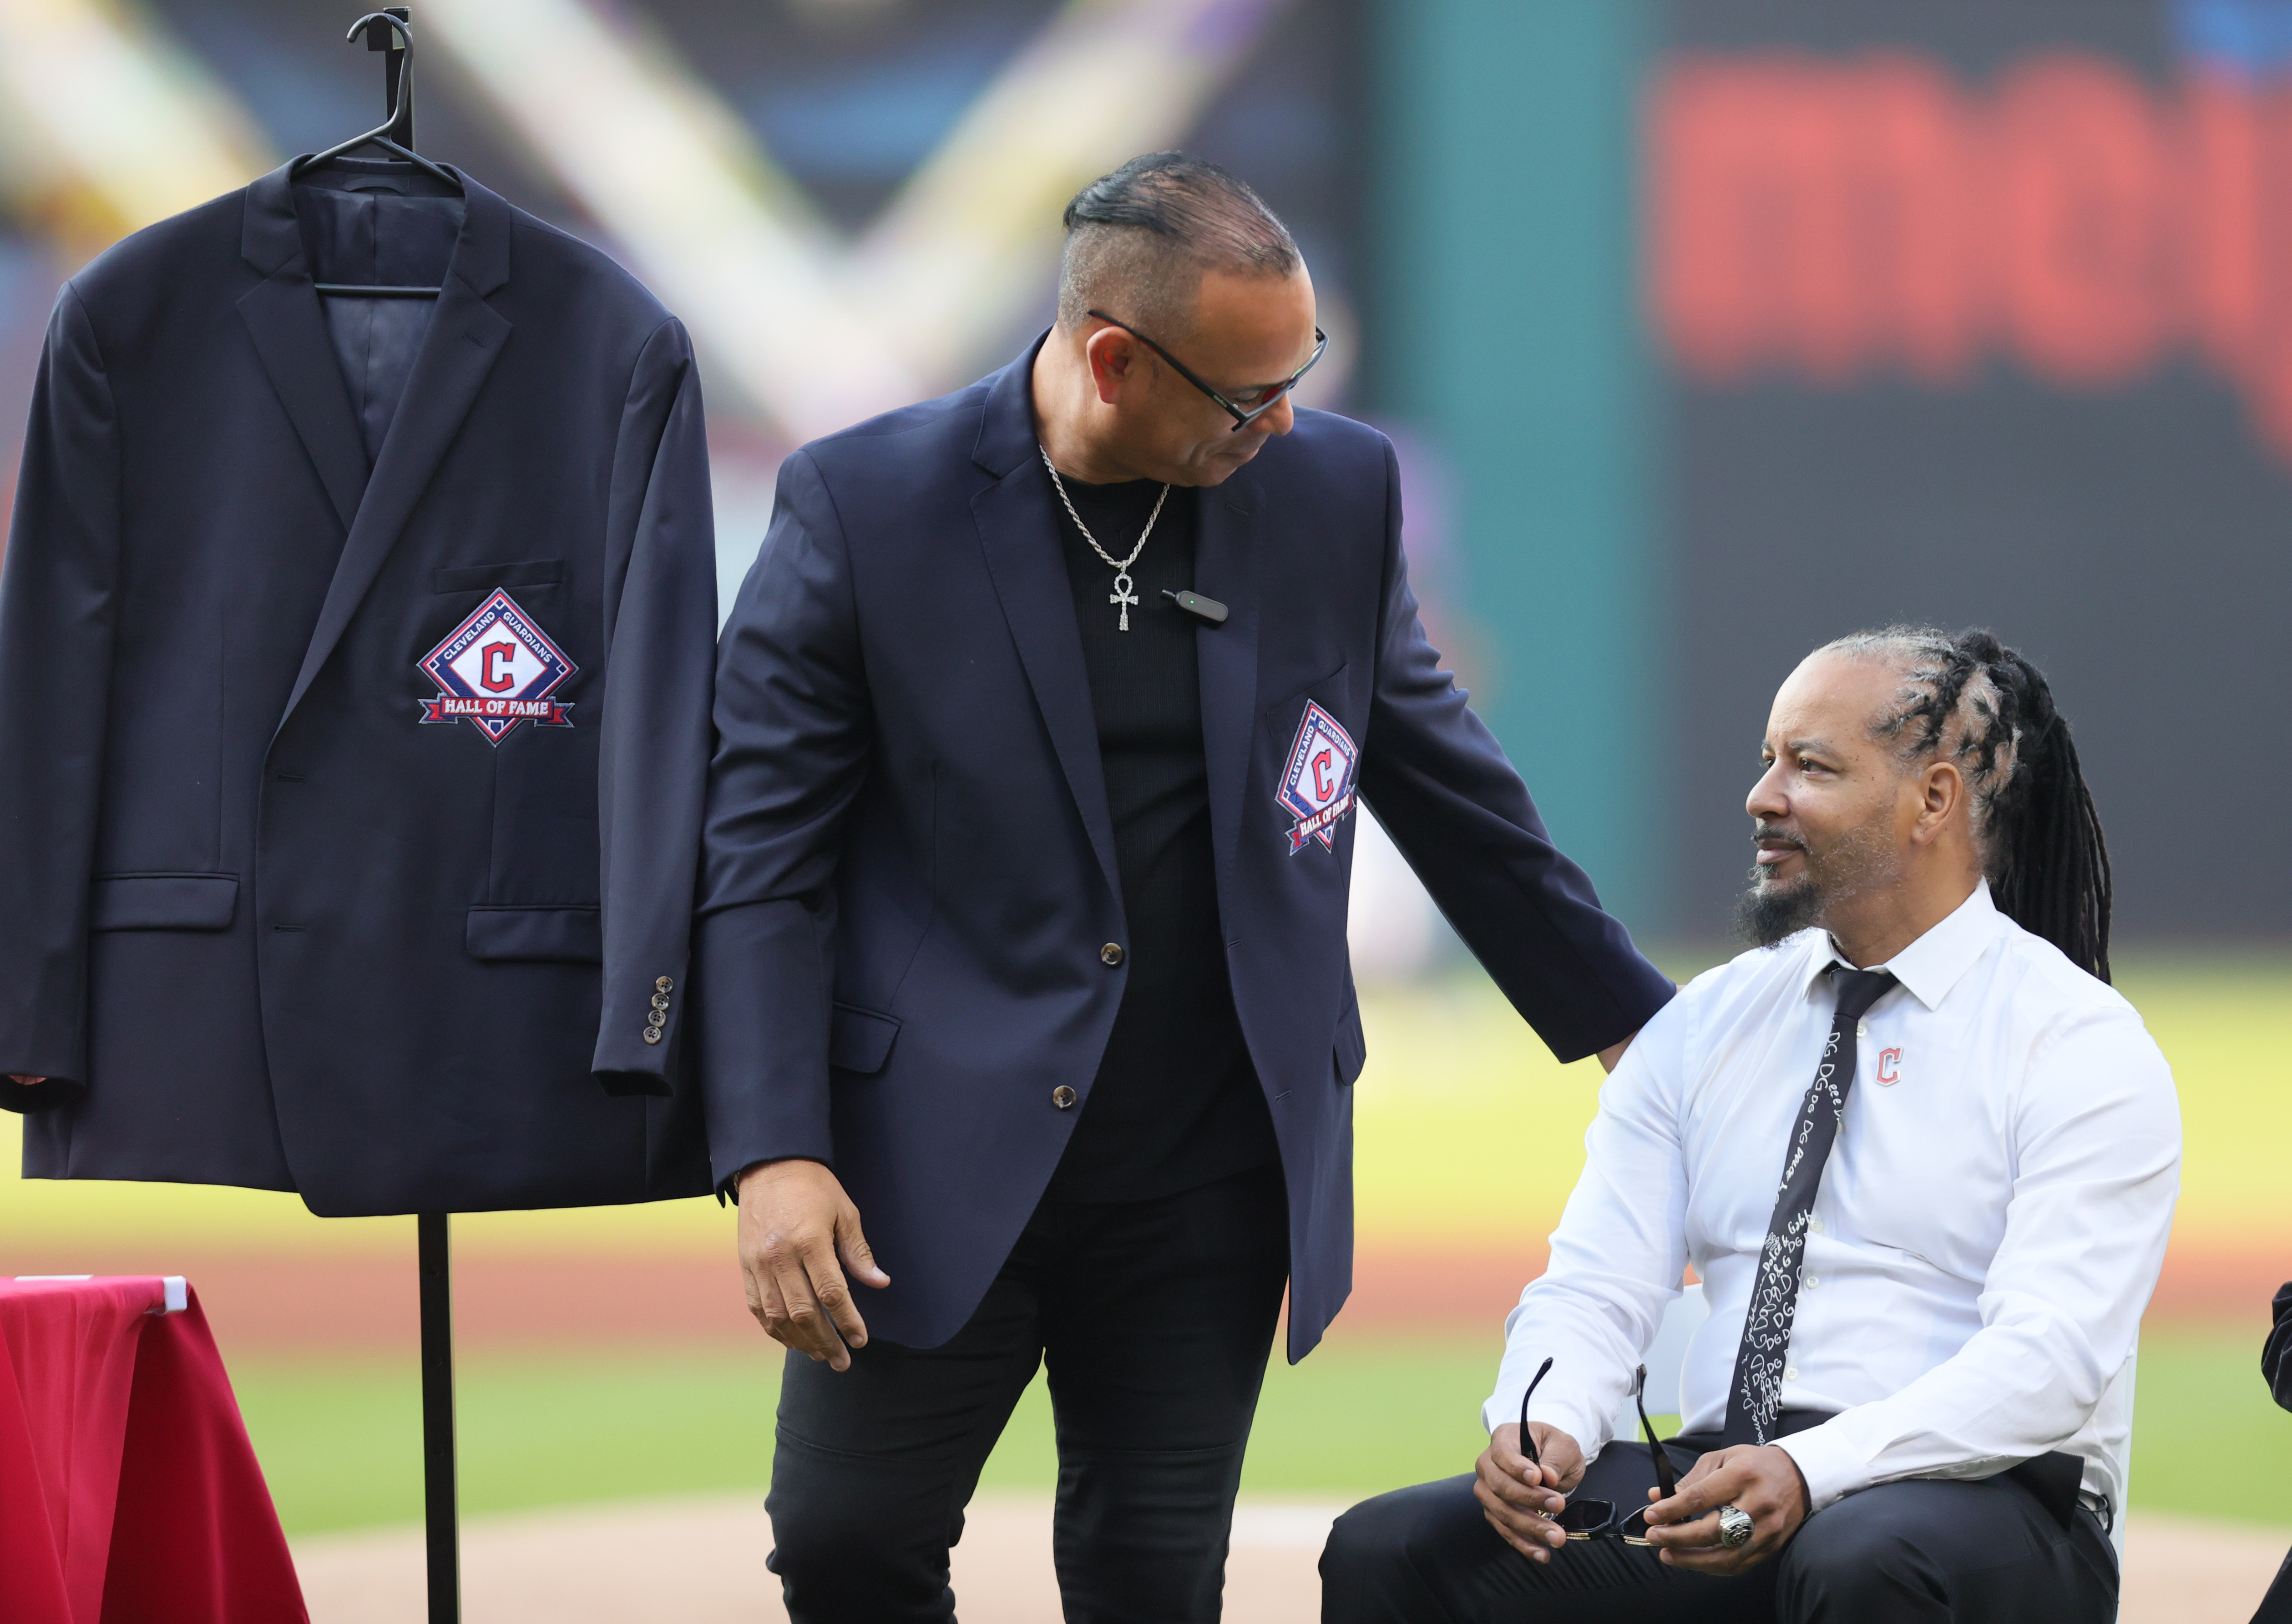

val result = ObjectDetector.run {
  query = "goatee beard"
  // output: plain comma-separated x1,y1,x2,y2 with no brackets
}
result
1733,868,1825,948
1732,815,1900,950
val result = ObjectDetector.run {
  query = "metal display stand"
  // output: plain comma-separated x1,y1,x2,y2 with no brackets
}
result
312,14,465,1621
418,1211,460,1624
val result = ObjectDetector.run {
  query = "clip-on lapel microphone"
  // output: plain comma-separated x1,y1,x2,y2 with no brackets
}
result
1162,588,1229,626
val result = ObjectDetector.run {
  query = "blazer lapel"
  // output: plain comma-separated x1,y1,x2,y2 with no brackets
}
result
236,166,365,535
1194,479,1261,893
277,172,514,731
972,467,1121,900
969,338,1120,899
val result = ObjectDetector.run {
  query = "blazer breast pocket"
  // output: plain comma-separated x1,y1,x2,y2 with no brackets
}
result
420,562,582,736
1261,661,1360,855
433,559,566,595
1260,660,1353,737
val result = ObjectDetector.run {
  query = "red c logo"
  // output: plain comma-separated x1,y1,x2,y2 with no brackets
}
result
1311,748,1336,801
1876,1047,1903,1086
481,642,517,692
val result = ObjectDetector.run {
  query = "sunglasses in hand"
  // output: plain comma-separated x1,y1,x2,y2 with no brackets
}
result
1517,1359,1680,1546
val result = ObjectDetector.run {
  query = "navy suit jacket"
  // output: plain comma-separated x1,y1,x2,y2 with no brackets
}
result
0,164,716,1215
700,338,1673,1358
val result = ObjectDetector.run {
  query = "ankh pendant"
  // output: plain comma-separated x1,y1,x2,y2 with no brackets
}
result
1110,570,1140,630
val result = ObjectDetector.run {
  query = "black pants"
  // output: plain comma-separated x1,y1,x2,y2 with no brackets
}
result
764,1164,1290,1624
1321,1431,2118,1624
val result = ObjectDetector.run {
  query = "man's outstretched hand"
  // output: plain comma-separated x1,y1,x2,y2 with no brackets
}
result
1639,1443,1811,1574
735,1158,890,1371
1473,1422,1586,1563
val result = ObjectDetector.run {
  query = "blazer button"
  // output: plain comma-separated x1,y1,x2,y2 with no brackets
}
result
1100,943,1124,967
1052,1085,1077,1109
642,1029,663,1045
656,976,675,994
651,994,671,1012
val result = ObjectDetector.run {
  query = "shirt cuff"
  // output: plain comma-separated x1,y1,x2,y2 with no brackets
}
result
1772,1421,1869,1513
1482,1387,1614,1464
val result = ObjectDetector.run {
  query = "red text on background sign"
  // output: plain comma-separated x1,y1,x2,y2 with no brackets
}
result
1649,52,2292,459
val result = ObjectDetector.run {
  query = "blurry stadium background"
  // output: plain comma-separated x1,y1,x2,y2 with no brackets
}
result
0,0,2287,1605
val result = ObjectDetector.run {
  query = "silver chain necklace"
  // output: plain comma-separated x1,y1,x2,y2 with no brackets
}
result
1039,445,1171,631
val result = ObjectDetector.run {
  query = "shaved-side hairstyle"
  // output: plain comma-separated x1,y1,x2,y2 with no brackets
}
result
1057,152,1300,339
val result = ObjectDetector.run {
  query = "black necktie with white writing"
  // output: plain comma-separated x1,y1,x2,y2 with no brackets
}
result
1721,965,1898,1447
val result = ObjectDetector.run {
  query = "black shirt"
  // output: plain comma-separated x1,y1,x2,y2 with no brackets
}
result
1044,469,1280,1202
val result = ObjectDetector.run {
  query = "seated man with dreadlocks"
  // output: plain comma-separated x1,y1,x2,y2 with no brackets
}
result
1321,627,2181,1624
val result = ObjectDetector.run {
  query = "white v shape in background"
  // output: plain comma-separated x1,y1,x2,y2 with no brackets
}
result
422,0,1305,440
0,0,1301,442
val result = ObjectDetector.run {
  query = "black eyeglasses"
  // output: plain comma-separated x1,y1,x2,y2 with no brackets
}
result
1516,1360,1680,1546
1086,308,1328,431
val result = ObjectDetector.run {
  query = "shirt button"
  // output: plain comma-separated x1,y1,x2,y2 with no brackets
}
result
1052,1085,1077,1109
1857,1019,1869,1040
1804,1275,1818,1290
1809,1217,1824,1234
1100,943,1124,967
1784,1366,1799,1382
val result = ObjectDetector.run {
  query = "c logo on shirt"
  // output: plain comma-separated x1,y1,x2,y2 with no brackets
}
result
1876,1047,1903,1086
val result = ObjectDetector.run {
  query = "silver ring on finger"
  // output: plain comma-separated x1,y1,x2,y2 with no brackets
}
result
1717,1503,1754,1548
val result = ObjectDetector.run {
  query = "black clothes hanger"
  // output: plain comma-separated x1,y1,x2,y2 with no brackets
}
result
296,9,460,299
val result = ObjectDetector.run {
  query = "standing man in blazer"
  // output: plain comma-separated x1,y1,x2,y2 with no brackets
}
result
700,153,1674,1622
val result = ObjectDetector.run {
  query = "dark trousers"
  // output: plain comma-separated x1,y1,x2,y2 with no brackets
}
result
764,1164,1290,1624
1320,1431,2118,1624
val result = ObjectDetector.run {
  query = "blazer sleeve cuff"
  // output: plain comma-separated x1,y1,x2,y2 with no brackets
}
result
1611,965,1680,1050
695,899,836,1188
0,1019,89,1112
593,950,688,1098
0,1074,83,1114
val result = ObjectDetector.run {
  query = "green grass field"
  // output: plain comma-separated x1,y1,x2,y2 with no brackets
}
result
8,957,2289,1536
231,1342,1512,1535
7,954,2281,1258
235,1326,2286,1536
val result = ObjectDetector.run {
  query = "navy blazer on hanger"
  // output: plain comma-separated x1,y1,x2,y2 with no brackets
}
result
699,337,1675,1359
0,161,717,1216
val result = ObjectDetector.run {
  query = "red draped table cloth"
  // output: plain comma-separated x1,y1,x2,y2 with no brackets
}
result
0,1275,305,1623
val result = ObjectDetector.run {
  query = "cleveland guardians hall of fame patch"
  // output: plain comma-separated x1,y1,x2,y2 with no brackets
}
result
416,589,578,745
1278,700,1360,853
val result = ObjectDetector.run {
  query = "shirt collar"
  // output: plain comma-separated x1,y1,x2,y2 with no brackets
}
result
1798,881,2003,1012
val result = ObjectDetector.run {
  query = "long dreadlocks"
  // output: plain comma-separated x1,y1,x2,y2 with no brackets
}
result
1822,626,2114,983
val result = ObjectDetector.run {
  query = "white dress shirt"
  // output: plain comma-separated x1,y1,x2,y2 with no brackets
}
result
1485,882,2181,1515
